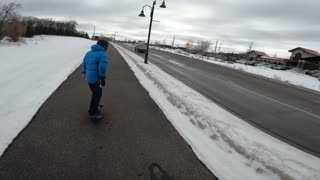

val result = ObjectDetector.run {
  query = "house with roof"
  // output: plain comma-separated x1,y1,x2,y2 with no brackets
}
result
288,47,320,61
246,50,267,61
288,47,320,70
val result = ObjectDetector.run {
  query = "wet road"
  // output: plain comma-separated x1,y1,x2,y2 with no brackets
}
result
120,44,320,157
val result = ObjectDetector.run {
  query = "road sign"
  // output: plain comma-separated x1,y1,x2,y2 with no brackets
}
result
186,42,191,49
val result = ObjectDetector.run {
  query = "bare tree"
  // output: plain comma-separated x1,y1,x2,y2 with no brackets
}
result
0,3,22,38
0,3,21,24
247,41,254,52
194,40,212,53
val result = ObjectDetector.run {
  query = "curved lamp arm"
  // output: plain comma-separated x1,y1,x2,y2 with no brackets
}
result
139,5,153,17
142,5,152,10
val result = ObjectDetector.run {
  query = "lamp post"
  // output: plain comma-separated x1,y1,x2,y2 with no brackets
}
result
139,0,166,64
112,32,118,42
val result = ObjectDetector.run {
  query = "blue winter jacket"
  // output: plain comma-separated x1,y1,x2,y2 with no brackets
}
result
82,44,109,84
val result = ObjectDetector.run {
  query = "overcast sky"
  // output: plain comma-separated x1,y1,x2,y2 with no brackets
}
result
8,0,320,57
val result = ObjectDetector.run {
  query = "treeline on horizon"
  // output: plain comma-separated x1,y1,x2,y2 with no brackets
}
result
0,3,89,40
22,17,89,39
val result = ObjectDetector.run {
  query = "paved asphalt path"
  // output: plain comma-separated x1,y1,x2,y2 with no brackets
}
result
121,44,320,157
0,45,216,180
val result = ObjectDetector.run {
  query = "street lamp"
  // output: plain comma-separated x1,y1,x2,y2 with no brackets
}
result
112,32,118,42
138,0,166,64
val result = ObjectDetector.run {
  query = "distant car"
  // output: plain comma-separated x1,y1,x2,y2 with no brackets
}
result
134,43,147,53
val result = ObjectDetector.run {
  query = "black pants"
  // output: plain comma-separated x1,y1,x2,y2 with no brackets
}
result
88,83,102,115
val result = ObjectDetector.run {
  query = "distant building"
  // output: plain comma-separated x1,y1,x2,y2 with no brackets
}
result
288,47,320,70
246,50,267,60
288,47,320,61
259,56,288,65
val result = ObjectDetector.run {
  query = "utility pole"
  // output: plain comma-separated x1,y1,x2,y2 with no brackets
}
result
214,40,218,54
248,41,254,52
113,32,118,42
172,35,175,48
92,26,96,40
218,42,222,53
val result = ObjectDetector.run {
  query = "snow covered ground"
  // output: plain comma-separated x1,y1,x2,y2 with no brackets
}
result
152,47,320,92
0,36,93,156
1,36,319,179
114,43,320,180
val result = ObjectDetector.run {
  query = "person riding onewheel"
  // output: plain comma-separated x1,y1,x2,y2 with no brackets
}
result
82,39,109,120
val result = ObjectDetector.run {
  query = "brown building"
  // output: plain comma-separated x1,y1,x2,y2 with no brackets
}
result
246,50,267,60
259,56,288,65
6,20,26,42
288,47,320,70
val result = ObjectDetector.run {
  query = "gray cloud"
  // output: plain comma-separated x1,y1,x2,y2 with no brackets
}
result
9,0,320,57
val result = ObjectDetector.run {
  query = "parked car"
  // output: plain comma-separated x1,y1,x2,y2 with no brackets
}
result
134,43,147,53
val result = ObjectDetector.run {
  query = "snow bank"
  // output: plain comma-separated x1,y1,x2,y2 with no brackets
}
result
0,35,93,156
114,44,320,180
155,48,320,92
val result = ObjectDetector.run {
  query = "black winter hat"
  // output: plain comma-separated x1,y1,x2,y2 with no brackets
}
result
97,39,109,50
